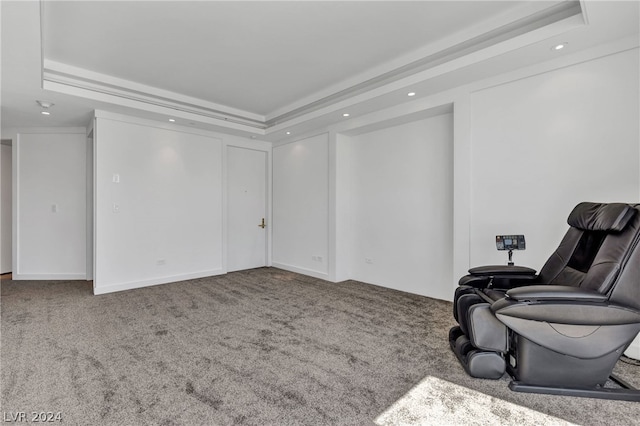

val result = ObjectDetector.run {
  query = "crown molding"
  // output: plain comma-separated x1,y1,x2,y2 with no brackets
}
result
40,1,582,135
264,1,582,126
43,60,266,130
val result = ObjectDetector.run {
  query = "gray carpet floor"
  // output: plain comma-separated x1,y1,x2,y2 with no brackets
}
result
1,268,639,425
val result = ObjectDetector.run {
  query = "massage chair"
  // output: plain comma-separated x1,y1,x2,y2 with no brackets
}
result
449,202,640,401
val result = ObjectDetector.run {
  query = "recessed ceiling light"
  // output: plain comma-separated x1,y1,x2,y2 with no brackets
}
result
286,131,291,135
553,43,567,51
407,92,416,97
37,100,54,115
343,113,350,117
168,118,175,122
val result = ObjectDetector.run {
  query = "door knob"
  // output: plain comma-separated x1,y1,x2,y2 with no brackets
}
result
258,218,266,229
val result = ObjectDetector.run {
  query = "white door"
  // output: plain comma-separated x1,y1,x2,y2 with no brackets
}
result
227,146,267,272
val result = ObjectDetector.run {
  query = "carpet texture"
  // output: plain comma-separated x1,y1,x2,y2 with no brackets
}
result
1,268,639,425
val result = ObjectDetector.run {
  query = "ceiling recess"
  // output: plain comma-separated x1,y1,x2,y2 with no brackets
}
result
39,1,583,134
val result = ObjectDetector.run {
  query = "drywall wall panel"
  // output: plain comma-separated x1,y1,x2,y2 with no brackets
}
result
1,144,12,274
94,118,223,293
469,48,639,269
348,113,454,299
272,133,329,277
15,132,87,278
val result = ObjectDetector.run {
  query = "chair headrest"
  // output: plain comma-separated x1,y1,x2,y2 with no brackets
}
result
567,202,636,232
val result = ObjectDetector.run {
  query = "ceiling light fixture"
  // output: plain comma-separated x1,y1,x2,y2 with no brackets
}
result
407,92,416,97
343,113,350,117
553,42,567,51
37,100,54,115
286,131,291,135
168,118,175,122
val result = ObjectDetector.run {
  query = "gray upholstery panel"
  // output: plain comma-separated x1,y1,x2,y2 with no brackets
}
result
537,227,583,284
581,204,640,293
453,285,477,322
467,304,507,352
494,315,640,358
609,204,640,310
546,266,585,287
581,262,620,293
466,352,505,379
457,293,483,335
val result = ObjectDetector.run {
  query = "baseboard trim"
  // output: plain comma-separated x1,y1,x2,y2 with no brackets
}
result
13,273,86,280
271,262,330,281
93,269,225,295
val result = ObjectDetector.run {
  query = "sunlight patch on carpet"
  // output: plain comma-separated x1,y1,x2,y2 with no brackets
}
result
374,376,577,425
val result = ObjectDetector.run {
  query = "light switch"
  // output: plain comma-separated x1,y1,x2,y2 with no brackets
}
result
112,174,120,183
112,203,120,213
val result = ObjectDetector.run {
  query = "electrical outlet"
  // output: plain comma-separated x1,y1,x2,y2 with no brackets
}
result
112,203,120,213
365,258,373,264
311,255,323,262
156,259,166,266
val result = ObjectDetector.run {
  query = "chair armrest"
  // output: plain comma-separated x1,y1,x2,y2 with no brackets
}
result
492,297,640,358
468,265,537,276
506,285,608,302
460,265,538,289
493,292,640,326
458,275,491,288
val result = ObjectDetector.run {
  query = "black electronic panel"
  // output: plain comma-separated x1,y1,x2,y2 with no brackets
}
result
496,235,526,251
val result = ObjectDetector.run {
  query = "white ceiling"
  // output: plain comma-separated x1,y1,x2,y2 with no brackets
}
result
2,1,639,141
42,1,528,116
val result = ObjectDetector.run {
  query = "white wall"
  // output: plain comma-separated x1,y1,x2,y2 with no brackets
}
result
14,132,87,279
269,43,638,305
332,133,353,283
4,115,269,293
626,334,640,360
347,114,453,299
94,117,224,294
272,133,329,278
1,144,12,273
469,48,639,270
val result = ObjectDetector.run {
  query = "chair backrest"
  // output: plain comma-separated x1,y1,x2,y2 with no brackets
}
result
537,203,639,299
608,204,640,311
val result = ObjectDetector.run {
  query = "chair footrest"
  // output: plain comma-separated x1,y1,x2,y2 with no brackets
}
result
465,350,506,379
449,326,505,379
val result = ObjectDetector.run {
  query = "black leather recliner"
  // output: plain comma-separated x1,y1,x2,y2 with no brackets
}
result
449,202,640,401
